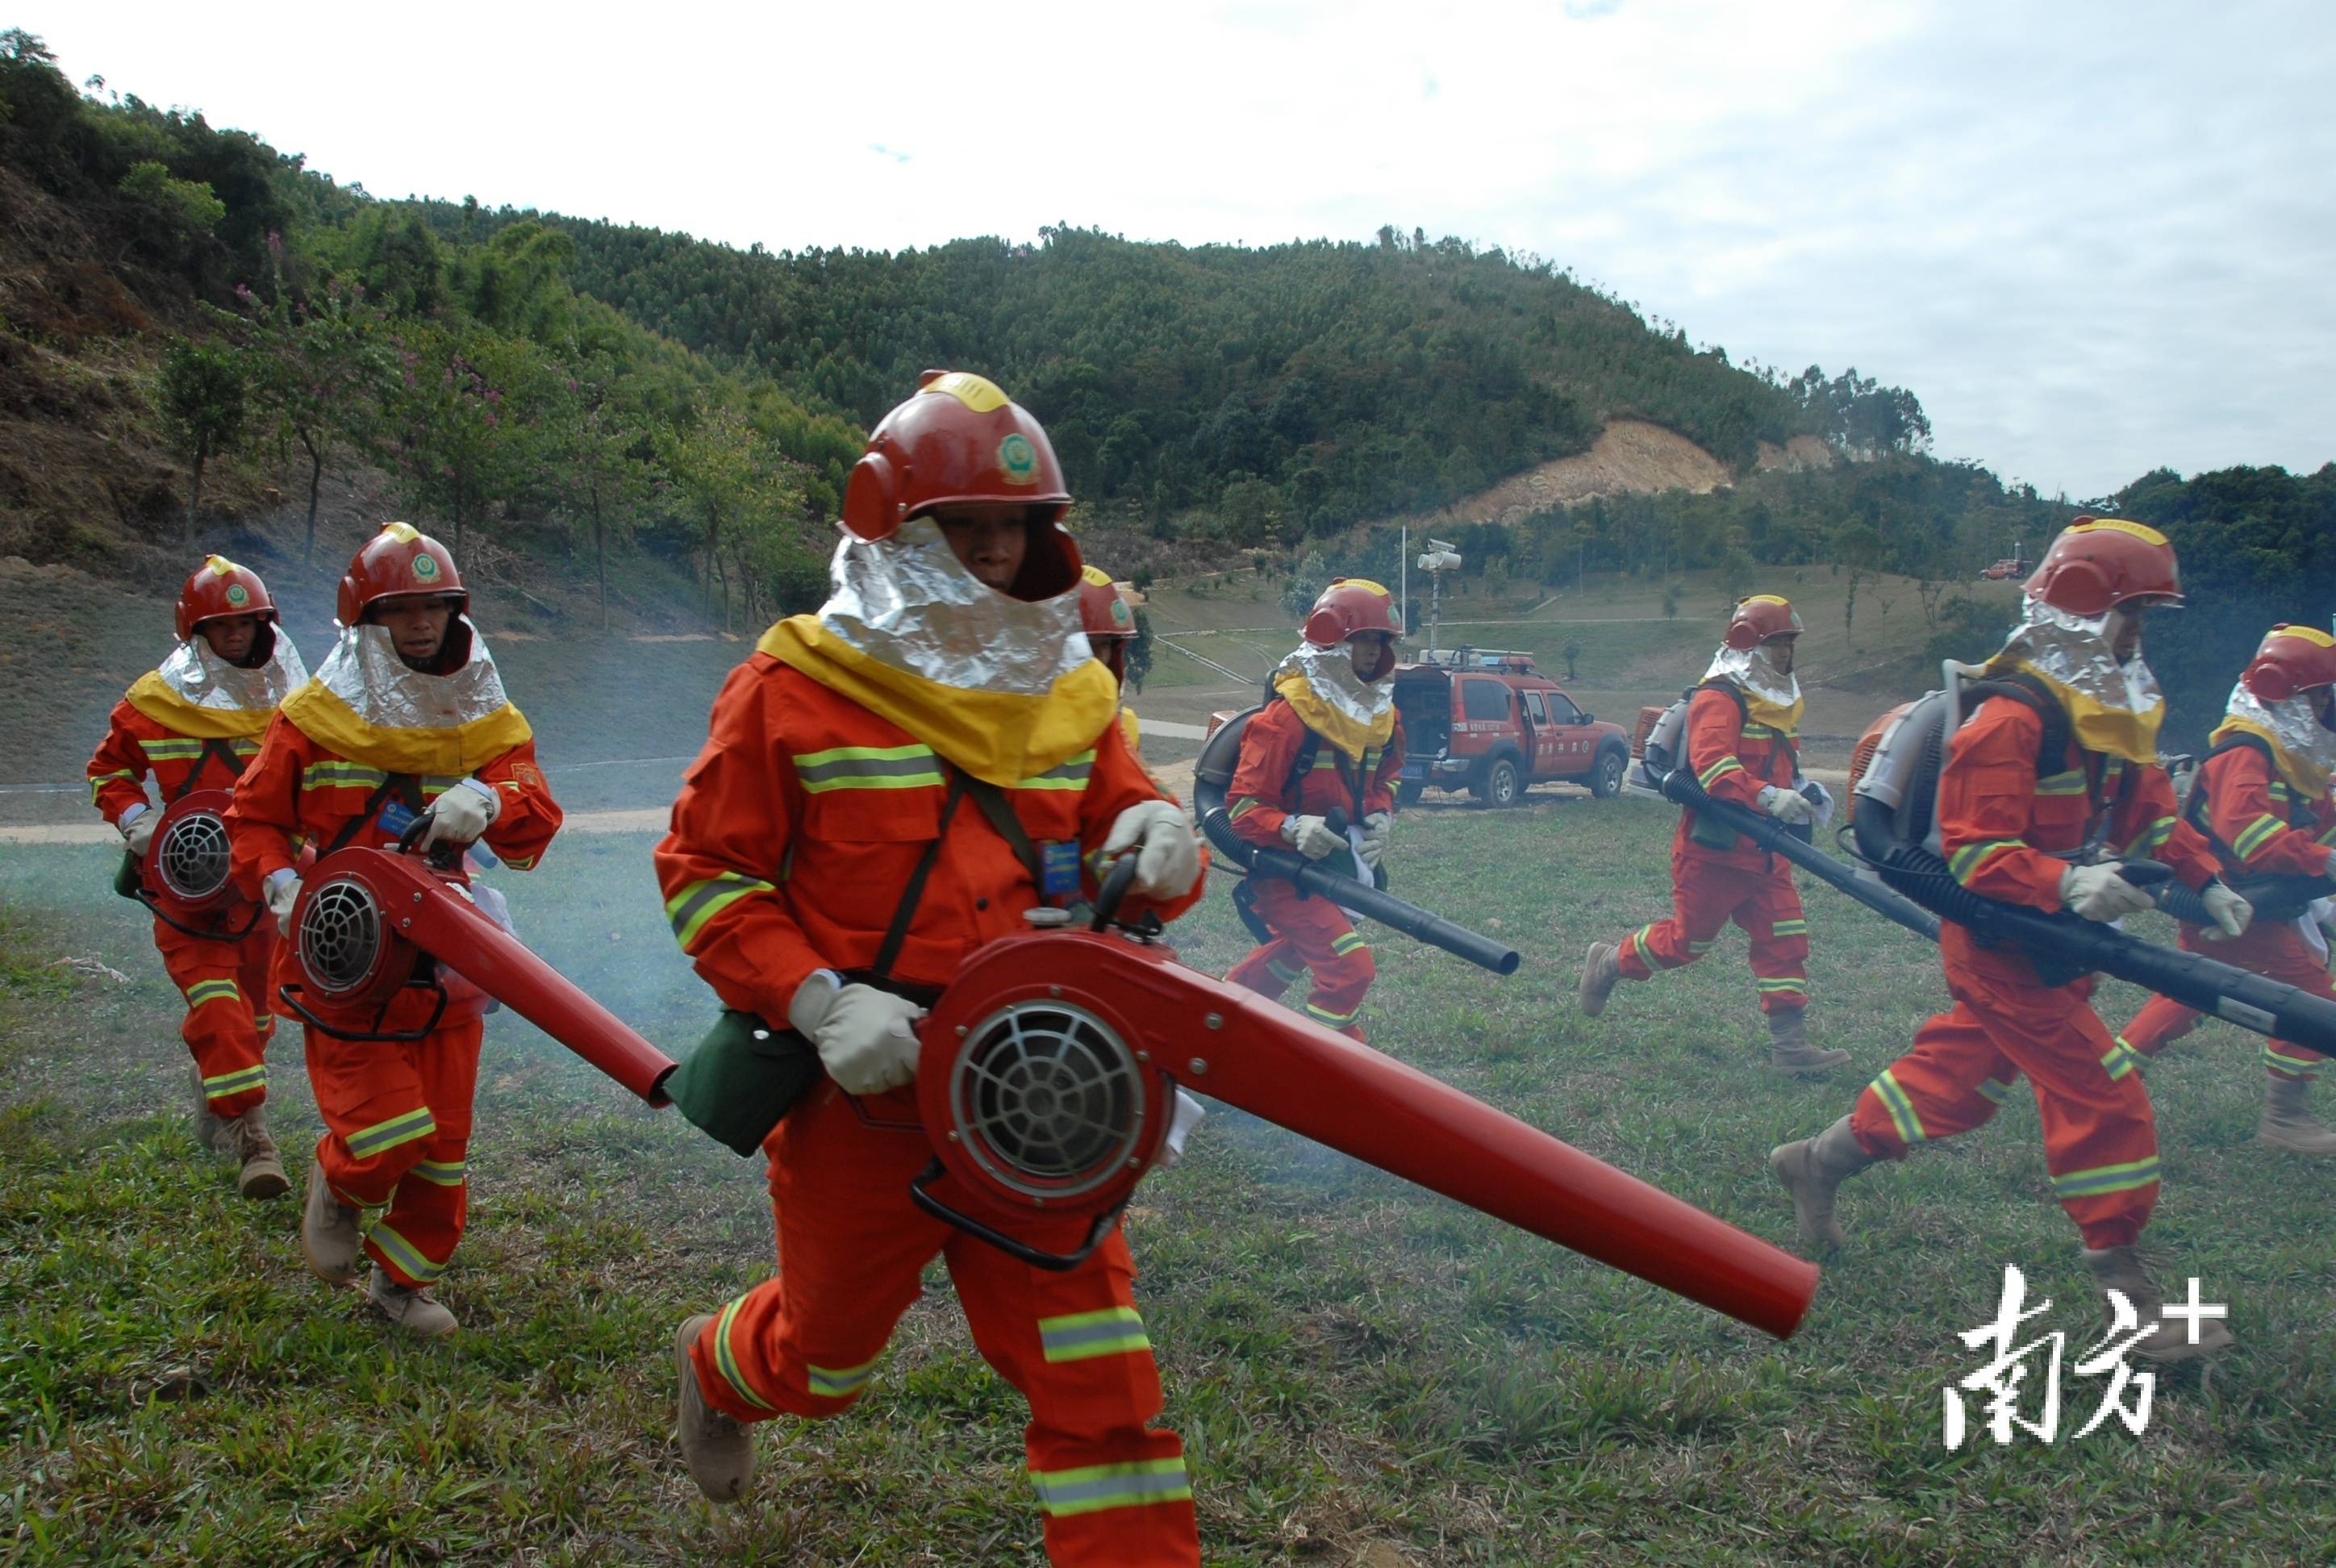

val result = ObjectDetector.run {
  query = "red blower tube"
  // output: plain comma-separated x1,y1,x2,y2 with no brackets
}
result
920,932,1820,1340
292,844,678,1106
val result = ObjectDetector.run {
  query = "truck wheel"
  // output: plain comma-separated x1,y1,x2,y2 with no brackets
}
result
1396,780,1425,808
1475,756,1522,808
1589,748,1626,799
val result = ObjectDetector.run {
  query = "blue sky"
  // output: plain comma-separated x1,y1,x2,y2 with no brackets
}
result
41,0,2334,499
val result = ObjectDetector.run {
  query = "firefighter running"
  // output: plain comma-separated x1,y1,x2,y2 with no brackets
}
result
1772,519,2248,1362
1222,578,1406,1042
1580,595,1846,1073
228,523,562,1338
1078,562,1145,758
2115,623,2336,1153
87,556,307,1199
657,372,1209,1566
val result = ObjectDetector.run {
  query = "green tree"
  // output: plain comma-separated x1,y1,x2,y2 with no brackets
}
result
240,279,390,560
156,341,247,540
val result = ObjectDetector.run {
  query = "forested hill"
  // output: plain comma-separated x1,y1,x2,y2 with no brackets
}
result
411,205,1921,533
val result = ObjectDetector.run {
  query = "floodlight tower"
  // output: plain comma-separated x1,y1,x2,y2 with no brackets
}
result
1418,538,1462,657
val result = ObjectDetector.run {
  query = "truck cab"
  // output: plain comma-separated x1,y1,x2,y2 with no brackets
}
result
1389,648,1632,807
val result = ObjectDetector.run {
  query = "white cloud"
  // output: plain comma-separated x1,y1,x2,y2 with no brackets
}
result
37,0,2334,494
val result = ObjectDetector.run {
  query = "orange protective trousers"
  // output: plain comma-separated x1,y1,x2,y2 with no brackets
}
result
1225,877,1376,1039
1615,848,1810,1015
2118,920,2334,1081
690,1082,1199,1567
156,917,277,1119
294,962,484,1291
1849,936,2159,1249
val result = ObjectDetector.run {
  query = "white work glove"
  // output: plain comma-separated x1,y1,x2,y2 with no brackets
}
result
420,777,499,850
265,869,302,936
119,804,158,857
1101,800,1203,899
2060,861,2154,923
1757,784,1818,826
1357,811,1392,870
1154,1088,1208,1173
1280,813,1343,861
788,971,927,1095
2199,881,2254,941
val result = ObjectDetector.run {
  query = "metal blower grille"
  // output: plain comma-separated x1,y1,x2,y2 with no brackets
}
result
952,1002,1148,1201
155,810,233,902
298,876,384,995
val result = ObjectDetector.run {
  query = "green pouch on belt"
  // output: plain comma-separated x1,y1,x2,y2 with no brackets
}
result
667,1010,824,1158
113,849,144,901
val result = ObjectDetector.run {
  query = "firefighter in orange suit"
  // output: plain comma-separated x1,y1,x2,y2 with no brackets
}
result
1079,563,1145,757
2117,624,2336,1154
1223,579,1405,1042
1772,519,2248,1362
228,523,561,1338
657,371,1208,1566
1580,595,1846,1073
88,555,307,1199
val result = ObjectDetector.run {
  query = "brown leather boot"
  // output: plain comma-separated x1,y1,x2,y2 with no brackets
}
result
190,1062,226,1153
2080,1244,2234,1362
1770,1115,1874,1253
368,1268,457,1338
301,1158,364,1282
1578,940,1621,1017
674,1314,754,1502
222,1107,290,1199
2259,1073,2336,1157
1768,1008,1850,1074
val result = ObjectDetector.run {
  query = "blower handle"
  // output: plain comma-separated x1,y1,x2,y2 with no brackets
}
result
132,883,264,943
907,1158,1127,1272
395,811,465,873
275,978,450,1043
1091,853,1141,932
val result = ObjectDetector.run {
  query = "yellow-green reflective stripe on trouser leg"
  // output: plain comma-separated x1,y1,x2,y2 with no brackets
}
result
1039,1307,1151,1363
1868,1068,1926,1146
709,1295,778,1412
805,1353,881,1399
411,1159,467,1186
202,1064,266,1102
665,873,776,951
345,1106,436,1160
2267,1045,2327,1078
2100,1038,2143,1082
1330,932,1369,958
2050,1157,2161,1201
186,978,243,1011
1029,1457,1194,1519
368,1221,448,1285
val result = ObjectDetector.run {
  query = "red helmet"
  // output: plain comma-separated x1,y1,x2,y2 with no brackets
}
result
1723,594,1804,651
841,370,1079,599
339,523,467,627
175,554,277,640
1078,565,1137,644
2024,517,2182,617
2242,623,2336,703
1304,578,1400,679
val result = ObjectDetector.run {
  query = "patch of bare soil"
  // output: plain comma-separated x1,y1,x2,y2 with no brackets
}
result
1367,419,1735,535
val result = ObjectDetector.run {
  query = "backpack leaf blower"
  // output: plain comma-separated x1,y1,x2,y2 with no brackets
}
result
900,861,1817,1338
125,789,266,941
277,823,678,1104
1193,709,1520,975
1850,680,2336,1053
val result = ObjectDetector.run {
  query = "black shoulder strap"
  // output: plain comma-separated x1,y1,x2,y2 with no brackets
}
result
323,773,425,857
870,771,970,981
2183,732,2280,857
1285,727,1325,804
173,737,245,802
1963,672,2070,778
960,774,1045,888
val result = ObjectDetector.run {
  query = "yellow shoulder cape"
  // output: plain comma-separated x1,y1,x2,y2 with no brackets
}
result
1271,669,1396,761
2212,715,2330,800
123,671,275,740
759,616,1116,786
1986,657,2164,765
278,680,533,775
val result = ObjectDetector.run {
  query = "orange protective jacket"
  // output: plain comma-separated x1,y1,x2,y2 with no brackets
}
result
656,655,1205,1024
1938,694,2217,985
1225,699,1405,850
1676,683,1796,869
88,703,261,825
2186,740,2335,882
227,717,561,895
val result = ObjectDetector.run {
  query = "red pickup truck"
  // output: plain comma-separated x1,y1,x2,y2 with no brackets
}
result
1389,649,1632,807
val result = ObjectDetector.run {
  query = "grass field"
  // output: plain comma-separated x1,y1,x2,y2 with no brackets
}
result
5,790,2334,1564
